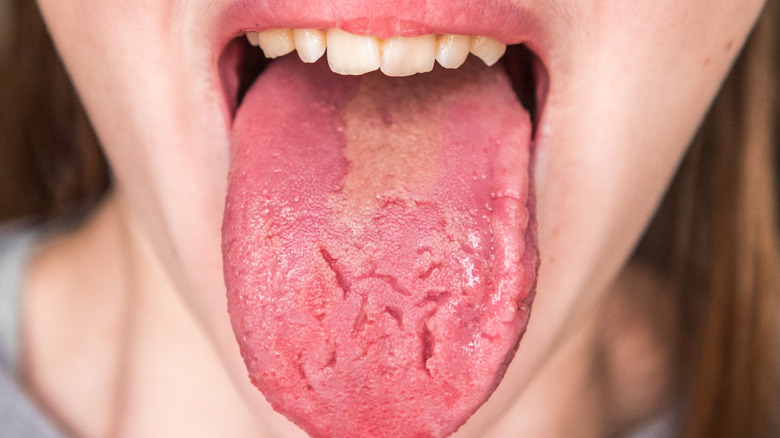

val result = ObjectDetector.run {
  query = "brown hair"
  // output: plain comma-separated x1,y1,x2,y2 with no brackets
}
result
0,0,109,221
1,0,778,436
636,0,780,436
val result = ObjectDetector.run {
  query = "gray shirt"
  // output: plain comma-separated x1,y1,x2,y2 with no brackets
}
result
0,223,61,437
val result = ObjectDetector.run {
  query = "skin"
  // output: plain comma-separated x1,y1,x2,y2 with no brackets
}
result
21,0,765,437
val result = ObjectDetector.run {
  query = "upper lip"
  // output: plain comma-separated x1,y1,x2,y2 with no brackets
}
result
214,0,550,47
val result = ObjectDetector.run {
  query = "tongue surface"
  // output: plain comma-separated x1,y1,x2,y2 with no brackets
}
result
223,56,537,438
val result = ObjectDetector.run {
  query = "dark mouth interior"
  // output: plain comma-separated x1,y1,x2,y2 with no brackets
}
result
220,36,547,132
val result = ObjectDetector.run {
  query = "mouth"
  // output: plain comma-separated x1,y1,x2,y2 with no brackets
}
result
216,3,547,437
216,3,550,125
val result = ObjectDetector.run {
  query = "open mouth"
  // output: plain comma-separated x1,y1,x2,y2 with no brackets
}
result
217,13,548,438
220,30,547,129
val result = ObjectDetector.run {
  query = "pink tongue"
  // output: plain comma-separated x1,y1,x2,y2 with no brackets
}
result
223,56,537,438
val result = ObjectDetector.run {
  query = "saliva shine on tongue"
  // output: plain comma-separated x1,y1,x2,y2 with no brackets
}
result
223,55,538,438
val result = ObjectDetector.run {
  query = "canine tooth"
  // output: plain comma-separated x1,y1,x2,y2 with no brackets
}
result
246,32,260,47
257,29,295,58
294,29,326,63
435,34,470,69
326,28,381,75
380,35,436,77
470,36,506,66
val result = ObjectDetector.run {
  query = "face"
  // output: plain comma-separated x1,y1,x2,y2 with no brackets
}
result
36,0,765,433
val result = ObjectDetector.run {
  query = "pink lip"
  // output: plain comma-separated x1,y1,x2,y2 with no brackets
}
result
213,0,551,58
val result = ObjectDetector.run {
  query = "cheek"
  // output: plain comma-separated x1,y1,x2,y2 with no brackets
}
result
528,0,764,339
39,0,233,331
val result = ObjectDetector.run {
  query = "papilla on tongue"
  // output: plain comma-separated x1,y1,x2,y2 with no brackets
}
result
223,55,537,438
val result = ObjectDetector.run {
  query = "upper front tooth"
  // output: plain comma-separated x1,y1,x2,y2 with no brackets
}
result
257,29,295,58
326,28,382,75
381,35,436,77
294,29,326,63
470,36,506,66
246,32,260,47
435,34,470,69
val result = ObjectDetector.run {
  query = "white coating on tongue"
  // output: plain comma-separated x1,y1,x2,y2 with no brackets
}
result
223,56,537,438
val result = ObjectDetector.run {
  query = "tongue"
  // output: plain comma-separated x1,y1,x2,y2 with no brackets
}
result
223,55,537,438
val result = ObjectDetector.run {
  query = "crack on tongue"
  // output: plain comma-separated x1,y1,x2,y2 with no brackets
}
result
421,325,435,376
223,56,537,438
320,247,351,299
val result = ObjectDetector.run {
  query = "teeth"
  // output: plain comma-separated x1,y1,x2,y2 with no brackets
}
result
381,35,436,77
435,34,471,69
326,28,382,75
245,28,508,76
246,32,260,47
293,29,326,63
469,36,506,67
257,29,295,58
